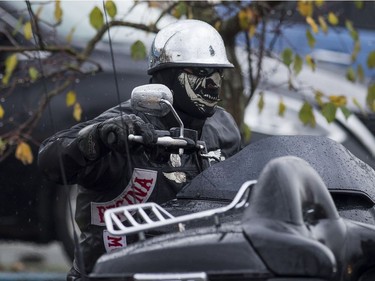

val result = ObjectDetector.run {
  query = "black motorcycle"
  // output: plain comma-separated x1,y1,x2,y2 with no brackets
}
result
84,84,375,281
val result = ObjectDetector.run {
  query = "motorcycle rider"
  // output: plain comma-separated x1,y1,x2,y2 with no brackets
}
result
38,19,241,280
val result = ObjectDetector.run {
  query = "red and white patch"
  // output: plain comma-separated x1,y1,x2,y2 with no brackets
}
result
103,229,127,253
91,168,157,226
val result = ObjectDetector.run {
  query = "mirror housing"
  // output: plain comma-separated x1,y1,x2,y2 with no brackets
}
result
131,84,173,117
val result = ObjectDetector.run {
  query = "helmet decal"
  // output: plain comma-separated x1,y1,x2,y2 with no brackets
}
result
209,45,215,56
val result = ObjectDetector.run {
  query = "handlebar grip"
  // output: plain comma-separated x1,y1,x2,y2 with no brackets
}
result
128,134,189,147
107,130,169,146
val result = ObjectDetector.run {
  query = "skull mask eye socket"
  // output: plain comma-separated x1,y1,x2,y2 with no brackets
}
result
183,68,223,77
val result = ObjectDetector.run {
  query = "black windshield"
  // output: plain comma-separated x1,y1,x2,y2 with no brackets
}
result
178,135,375,202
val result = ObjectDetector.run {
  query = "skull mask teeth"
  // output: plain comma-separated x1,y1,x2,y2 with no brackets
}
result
178,72,221,110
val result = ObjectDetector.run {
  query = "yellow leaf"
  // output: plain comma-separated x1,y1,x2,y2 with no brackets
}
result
2,54,18,85
329,95,347,107
305,54,316,71
315,0,324,7
318,16,328,33
23,21,33,40
0,105,4,119
328,12,339,25
66,90,76,107
354,1,363,9
28,67,39,82
314,90,324,107
278,99,286,117
15,141,33,165
306,16,319,33
214,21,221,31
248,24,256,38
238,10,248,30
54,0,63,23
66,26,76,44
297,1,313,17
35,6,43,18
73,102,82,121
238,7,256,30
0,138,6,155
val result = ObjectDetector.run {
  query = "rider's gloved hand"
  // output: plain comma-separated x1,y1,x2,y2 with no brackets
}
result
99,114,158,149
77,114,157,161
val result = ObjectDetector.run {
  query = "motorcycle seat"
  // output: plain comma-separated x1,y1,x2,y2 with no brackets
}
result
242,156,344,279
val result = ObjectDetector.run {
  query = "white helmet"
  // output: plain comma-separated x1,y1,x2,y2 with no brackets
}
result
148,19,234,74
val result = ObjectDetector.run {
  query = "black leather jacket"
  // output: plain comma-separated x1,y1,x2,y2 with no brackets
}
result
38,100,241,273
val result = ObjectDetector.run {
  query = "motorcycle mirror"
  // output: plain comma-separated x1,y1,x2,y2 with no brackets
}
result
131,84,173,117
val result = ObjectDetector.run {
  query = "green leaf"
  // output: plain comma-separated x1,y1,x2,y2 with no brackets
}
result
321,102,337,123
299,102,316,127
306,29,316,48
105,0,117,19
353,97,365,113
354,1,364,9
351,40,361,62
173,2,188,19
345,20,358,41
367,51,375,69
241,123,252,143
346,67,356,83
0,137,6,155
340,106,352,120
293,54,303,75
12,16,23,36
89,7,104,31
314,90,324,107
130,40,147,60
66,26,76,44
357,64,365,82
281,48,293,67
28,67,39,82
257,92,264,113
366,83,375,112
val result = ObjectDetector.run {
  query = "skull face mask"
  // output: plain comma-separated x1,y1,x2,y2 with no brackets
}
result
172,68,223,119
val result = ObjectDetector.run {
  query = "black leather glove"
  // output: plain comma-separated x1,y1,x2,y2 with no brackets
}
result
77,114,157,161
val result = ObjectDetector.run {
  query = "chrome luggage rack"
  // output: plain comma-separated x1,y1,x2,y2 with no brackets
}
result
104,180,257,236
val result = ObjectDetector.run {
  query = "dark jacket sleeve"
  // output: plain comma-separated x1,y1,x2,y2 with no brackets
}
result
202,107,242,158
37,104,128,189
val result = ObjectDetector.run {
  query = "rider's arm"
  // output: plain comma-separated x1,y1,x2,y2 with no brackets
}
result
37,117,126,190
